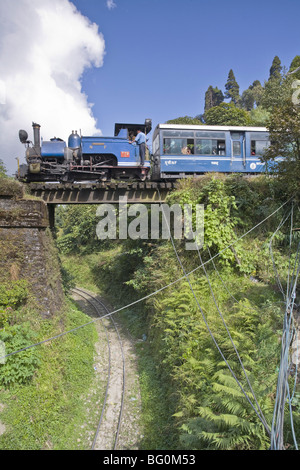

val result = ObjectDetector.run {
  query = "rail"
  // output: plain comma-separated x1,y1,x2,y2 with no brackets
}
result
72,287,125,450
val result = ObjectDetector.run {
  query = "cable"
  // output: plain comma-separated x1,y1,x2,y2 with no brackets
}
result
157,188,271,435
207,227,299,447
0,196,293,364
274,234,300,449
270,202,300,451
195,244,270,433
268,209,293,300
286,203,294,300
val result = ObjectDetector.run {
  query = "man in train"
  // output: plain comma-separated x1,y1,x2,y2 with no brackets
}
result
131,129,146,166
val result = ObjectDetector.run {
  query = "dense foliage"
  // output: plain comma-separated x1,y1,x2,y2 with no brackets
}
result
204,102,251,126
57,174,300,450
262,101,300,198
0,160,6,178
0,185,99,448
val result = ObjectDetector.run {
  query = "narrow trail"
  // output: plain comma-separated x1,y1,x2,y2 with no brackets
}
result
71,288,143,450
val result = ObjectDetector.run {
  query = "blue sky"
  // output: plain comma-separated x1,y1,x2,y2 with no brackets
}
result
73,0,300,136
0,0,299,174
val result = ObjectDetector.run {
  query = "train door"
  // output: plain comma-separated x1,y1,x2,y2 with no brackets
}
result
230,132,246,171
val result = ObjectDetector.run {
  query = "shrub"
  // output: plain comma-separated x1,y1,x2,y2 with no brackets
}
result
0,280,28,308
0,324,40,386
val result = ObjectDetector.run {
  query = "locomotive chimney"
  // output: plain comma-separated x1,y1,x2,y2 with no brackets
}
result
32,122,41,148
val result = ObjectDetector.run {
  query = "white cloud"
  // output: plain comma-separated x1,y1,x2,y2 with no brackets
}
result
0,0,105,175
107,0,117,10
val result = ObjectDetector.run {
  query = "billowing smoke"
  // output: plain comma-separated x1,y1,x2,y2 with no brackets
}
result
0,0,105,175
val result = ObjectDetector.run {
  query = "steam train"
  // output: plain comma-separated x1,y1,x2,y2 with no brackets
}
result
17,120,270,183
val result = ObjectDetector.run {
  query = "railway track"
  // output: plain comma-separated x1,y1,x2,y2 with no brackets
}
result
71,287,126,450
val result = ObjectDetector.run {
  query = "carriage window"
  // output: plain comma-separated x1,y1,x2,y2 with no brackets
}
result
232,141,241,156
163,138,194,155
163,130,194,138
231,132,241,140
195,131,226,139
250,132,269,141
251,140,270,156
153,134,160,155
195,139,225,155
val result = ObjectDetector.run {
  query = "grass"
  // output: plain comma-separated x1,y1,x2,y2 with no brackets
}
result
136,340,180,450
60,249,181,449
0,299,103,450
58,240,286,451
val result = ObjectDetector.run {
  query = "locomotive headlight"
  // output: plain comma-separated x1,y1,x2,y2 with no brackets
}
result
19,129,28,144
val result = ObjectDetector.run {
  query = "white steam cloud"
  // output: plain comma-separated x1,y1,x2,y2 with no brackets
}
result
0,0,105,174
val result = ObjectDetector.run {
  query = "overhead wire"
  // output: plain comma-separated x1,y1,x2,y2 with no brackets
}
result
206,216,300,444
270,204,300,450
195,244,270,434
0,196,293,369
276,258,300,450
271,279,299,450
157,188,271,436
268,208,293,300
206,239,299,445
286,202,294,300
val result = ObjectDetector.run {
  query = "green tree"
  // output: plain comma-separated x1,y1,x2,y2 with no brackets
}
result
262,100,300,197
269,55,282,80
288,55,300,80
249,106,270,126
241,80,264,111
260,73,292,111
56,205,102,254
250,80,264,106
225,69,241,106
260,56,293,110
166,116,202,125
0,159,6,178
204,102,251,126
241,88,255,111
204,85,224,112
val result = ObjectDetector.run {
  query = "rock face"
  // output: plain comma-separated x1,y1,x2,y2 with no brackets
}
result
0,183,64,318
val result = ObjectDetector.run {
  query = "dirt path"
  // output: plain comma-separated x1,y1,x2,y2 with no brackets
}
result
72,291,143,450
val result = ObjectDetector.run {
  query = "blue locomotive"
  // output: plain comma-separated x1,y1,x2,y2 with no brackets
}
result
18,121,270,182
18,120,152,182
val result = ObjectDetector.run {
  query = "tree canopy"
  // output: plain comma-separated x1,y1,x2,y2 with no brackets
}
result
204,85,224,112
0,159,6,178
166,116,202,125
288,55,300,80
165,54,300,128
261,100,300,197
204,102,251,126
269,55,282,80
224,69,241,106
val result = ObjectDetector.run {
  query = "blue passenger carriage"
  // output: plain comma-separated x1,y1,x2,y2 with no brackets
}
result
151,124,270,179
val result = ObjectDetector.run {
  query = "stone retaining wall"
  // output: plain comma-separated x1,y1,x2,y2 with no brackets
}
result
0,190,64,317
